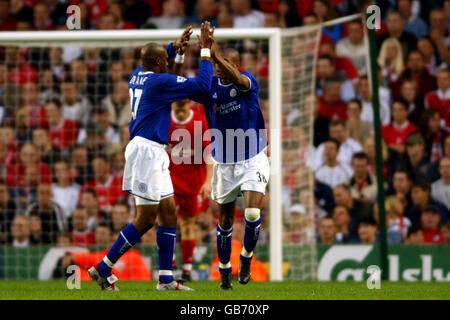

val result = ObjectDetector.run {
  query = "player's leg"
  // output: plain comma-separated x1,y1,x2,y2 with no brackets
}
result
156,195,193,291
238,191,264,284
179,215,196,281
90,199,158,290
216,200,236,290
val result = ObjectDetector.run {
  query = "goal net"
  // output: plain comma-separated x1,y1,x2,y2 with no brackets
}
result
0,15,358,281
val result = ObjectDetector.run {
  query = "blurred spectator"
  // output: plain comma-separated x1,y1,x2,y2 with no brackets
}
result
397,0,428,39
104,60,126,95
357,76,391,126
333,184,373,236
52,160,81,219
315,139,353,189
424,68,450,133
69,59,106,105
71,206,96,246
48,47,66,82
79,188,108,229
102,80,132,128
314,120,363,169
390,170,413,207
69,144,93,185
420,205,444,244
38,69,60,104
60,79,92,127
81,154,126,213
9,215,33,247
0,125,18,169
33,3,55,31
15,107,33,145
408,181,449,225
84,123,109,160
24,183,67,244
29,213,52,244
184,0,218,27
312,0,340,42
0,0,17,31
398,134,430,182
399,79,424,125
332,205,358,243
382,100,417,161
336,20,367,76
5,46,38,85
142,0,185,29
109,145,125,179
71,0,109,27
77,107,119,145
94,221,111,246
417,37,440,76
123,0,152,29
317,217,336,245
7,143,52,188
317,79,348,121
345,99,373,145
319,40,359,84
391,50,437,101
349,152,377,204
32,126,62,166
277,0,300,28
0,181,16,244
96,11,117,30
45,99,79,151
110,200,131,233
428,8,450,66
55,231,72,246
288,204,311,244
404,224,424,244
385,194,411,243
109,1,136,29
21,81,47,128
357,217,378,244
230,0,264,28
316,56,355,103
431,157,450,212
378,11,417,60
418,109,446,163
441,219,450,244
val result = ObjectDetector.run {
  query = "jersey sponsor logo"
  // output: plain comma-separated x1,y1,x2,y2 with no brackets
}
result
138,182,148,193
177,76,187,83
229,88,237,97
218,101,241,115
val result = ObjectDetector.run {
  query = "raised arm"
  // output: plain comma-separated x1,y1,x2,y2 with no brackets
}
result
210,41,250,91
172,25,193,76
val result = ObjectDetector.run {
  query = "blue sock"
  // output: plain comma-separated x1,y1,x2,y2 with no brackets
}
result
98,224,141,278
242,216,261,261
216,224,232,275
157,226,177,284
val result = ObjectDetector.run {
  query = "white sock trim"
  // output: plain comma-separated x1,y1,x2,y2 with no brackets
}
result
219,262,231,269
241,248,253,258
103,256,114,268
218,224,233,232
159,270,173,276
245,208,261,222
182,264,192,271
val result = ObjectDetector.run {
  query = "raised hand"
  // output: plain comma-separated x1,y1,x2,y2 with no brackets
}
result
197,21,215,49
174,25,193,54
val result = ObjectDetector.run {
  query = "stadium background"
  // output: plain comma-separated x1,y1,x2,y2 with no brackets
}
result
0,0,449,284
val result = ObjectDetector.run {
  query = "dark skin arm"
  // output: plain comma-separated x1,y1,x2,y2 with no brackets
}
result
210,40,250,91
197,21,215,62
172,25,193,76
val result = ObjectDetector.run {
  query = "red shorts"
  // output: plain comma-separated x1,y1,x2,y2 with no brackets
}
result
174,194,198,217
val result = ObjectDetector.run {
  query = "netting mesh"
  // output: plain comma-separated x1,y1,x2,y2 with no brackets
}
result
280,26,321,280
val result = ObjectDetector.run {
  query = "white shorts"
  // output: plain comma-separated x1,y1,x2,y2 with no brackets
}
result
211,150,270,204
122,136,174,204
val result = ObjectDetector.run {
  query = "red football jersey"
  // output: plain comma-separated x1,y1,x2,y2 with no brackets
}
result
168,107,210,196
381,122,417,146
49,119,79,150
81,175,127,212
425,90,450,131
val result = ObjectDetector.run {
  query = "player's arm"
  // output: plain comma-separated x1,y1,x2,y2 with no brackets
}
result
210,41,250,91
172,25,193,76
199,154,213,199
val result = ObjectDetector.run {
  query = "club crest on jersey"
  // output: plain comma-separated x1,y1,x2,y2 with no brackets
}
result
138,183,147,193
230,88,237,97
177,76,187,83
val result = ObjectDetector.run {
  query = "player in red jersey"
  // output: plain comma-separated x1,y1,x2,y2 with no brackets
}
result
167,99,212,282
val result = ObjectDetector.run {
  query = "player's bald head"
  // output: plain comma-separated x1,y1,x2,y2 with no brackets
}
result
140,42,167,71
223,48,240,65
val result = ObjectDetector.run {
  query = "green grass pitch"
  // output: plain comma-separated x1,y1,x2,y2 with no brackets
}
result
0,280,448,300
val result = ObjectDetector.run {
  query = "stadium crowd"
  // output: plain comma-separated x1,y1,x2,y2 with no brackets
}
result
0,0,449,260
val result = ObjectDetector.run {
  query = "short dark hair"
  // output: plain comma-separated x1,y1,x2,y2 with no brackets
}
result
81,188,97,198
352,152,368,162
329,119,346,129
113,198,130,212
359,216,377,227
394,169,412,181
347,99,362,110
412,181,431,193
422,205,439,215
392,99,408,110
407,223,422,237
45,97,62,109
318,54,334,65
325,138,340,149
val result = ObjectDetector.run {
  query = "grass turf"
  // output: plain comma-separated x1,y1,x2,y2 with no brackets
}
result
0,280,448,300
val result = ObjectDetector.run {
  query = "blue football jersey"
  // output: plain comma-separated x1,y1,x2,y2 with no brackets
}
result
198,71,267,163
128,60,213,145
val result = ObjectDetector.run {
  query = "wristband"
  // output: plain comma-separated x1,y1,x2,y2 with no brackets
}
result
175,53,184,64
200,48,211,58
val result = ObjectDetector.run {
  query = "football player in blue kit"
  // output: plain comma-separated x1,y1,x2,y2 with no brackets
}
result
197,40,270,290
88,22,215,291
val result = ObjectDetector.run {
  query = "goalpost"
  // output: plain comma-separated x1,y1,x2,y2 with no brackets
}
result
0,14,359,281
